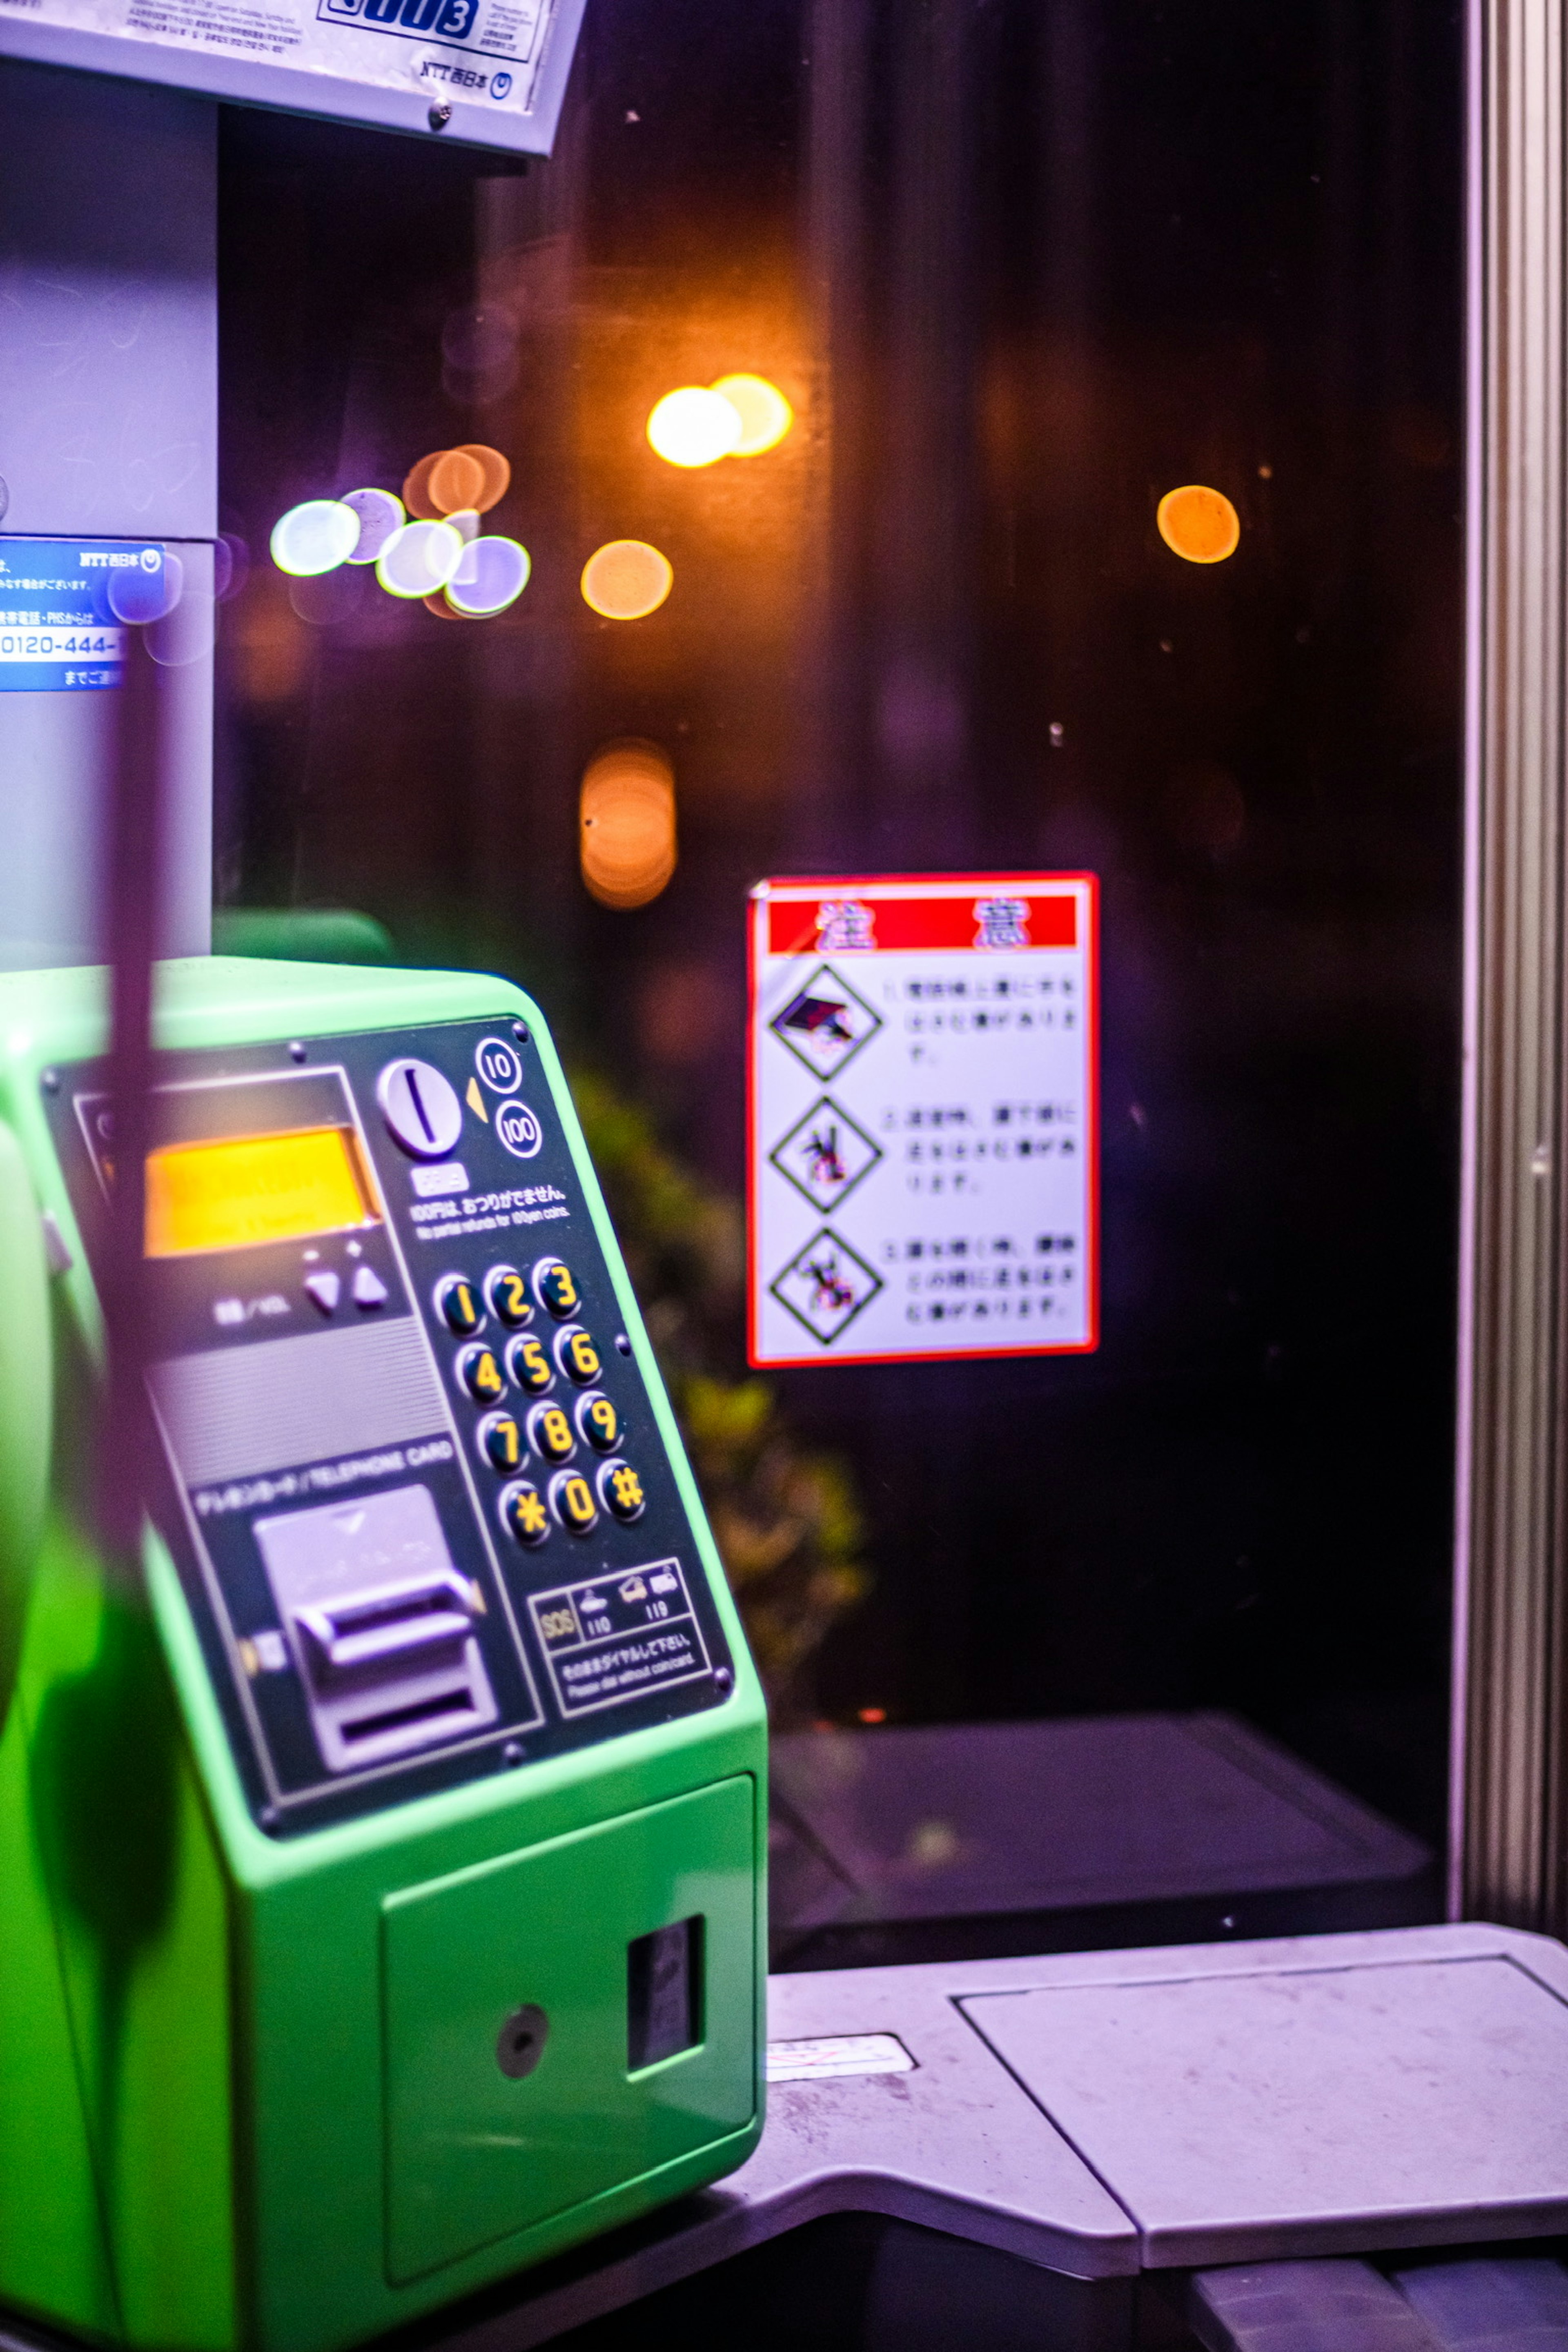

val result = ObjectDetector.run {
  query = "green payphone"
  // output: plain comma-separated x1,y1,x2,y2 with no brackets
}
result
0,953,766,2352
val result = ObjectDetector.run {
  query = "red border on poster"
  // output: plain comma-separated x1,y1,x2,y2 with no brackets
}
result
746,871,1100,1368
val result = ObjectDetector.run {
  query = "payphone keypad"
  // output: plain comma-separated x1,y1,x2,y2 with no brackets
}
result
47,1016,734,1837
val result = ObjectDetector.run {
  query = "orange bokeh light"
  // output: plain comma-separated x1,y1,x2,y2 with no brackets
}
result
403,444,512,520
580,539,674,620
453,443,511,512
426,448,486,514
580,741,677,909
1156,484,1241,564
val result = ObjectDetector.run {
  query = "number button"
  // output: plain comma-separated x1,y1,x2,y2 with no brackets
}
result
506,1332,554,1394
527,1401,576,1463
549,1469,598,1534
486,1265,532,1327
499,1480,549,1546
457,1343,505,1404
597,1459,646,1523
532,1256,579,1318
478,1412,523,1473
435,1273,483,1335
555,1324,601,1385
576,1391,620,1452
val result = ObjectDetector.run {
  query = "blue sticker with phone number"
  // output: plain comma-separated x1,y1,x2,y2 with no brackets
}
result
0,539,166,693
315,0,540,68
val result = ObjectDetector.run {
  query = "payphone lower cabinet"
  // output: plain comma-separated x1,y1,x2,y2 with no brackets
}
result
383,1779,756,2283
0,957,766,2352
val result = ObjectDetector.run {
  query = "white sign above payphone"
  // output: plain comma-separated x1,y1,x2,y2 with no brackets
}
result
0,539,170,693
0,0,583,155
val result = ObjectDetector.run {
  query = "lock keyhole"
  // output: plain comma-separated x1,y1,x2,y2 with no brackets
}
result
496,2002,549,2080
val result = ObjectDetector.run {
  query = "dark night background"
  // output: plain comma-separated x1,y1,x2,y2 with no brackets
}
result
217,0,1464,1848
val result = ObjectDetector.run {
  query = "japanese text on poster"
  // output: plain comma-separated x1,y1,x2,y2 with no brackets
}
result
748,873,1098,1366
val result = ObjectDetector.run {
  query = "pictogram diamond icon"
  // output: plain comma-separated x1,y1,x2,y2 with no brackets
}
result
768,963,882,1080
769,1227,884,1345
768,1095,883,1213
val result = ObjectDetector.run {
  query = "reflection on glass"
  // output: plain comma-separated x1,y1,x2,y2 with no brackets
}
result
580,539,674,619
580,742,677,908
711,373,793,456
376,519,464,599
341,487,405,564
217,0,1463,1882
646,386,744,468
270,499,359,577
1156,484,1241,565
445,535,531,617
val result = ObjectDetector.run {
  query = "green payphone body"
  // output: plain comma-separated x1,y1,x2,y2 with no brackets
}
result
0,954,766,2352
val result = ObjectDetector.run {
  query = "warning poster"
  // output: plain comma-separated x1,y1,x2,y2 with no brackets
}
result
748,873,1098,1367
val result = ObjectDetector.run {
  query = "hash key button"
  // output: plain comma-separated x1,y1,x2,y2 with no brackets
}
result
598,1459,646,1523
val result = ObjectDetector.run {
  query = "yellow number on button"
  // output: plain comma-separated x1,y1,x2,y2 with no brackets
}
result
539,1407,572,1459
490,1269,531,1326
509,1335,552,1392
560,1328,600,1383
581,1394,619,1450
557,1474,596,1530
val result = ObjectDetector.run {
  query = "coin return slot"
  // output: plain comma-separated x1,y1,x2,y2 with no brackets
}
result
627,1915,703,2072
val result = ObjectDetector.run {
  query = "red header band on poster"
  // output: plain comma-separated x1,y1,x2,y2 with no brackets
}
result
766,893,1078,958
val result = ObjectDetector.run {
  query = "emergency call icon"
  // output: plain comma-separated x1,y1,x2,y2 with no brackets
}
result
768,963,882,1080
768,1094,882,1212
768,1227,883,1345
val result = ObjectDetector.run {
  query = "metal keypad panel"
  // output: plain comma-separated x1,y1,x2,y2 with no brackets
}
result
49,1017,733,1835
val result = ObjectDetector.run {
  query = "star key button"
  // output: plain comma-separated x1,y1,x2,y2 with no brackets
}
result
499,1480,549,1546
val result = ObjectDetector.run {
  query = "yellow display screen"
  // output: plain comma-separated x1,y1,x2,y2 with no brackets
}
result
145,1126,379,1258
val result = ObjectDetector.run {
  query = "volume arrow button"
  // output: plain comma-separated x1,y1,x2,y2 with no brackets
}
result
352,1266,389,1309
304,1271,342,1315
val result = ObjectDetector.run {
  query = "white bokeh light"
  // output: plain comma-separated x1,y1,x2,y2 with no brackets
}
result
376,519,465,599
270,499,361,577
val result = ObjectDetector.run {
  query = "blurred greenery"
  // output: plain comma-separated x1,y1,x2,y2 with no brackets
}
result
570,1071,869,1721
